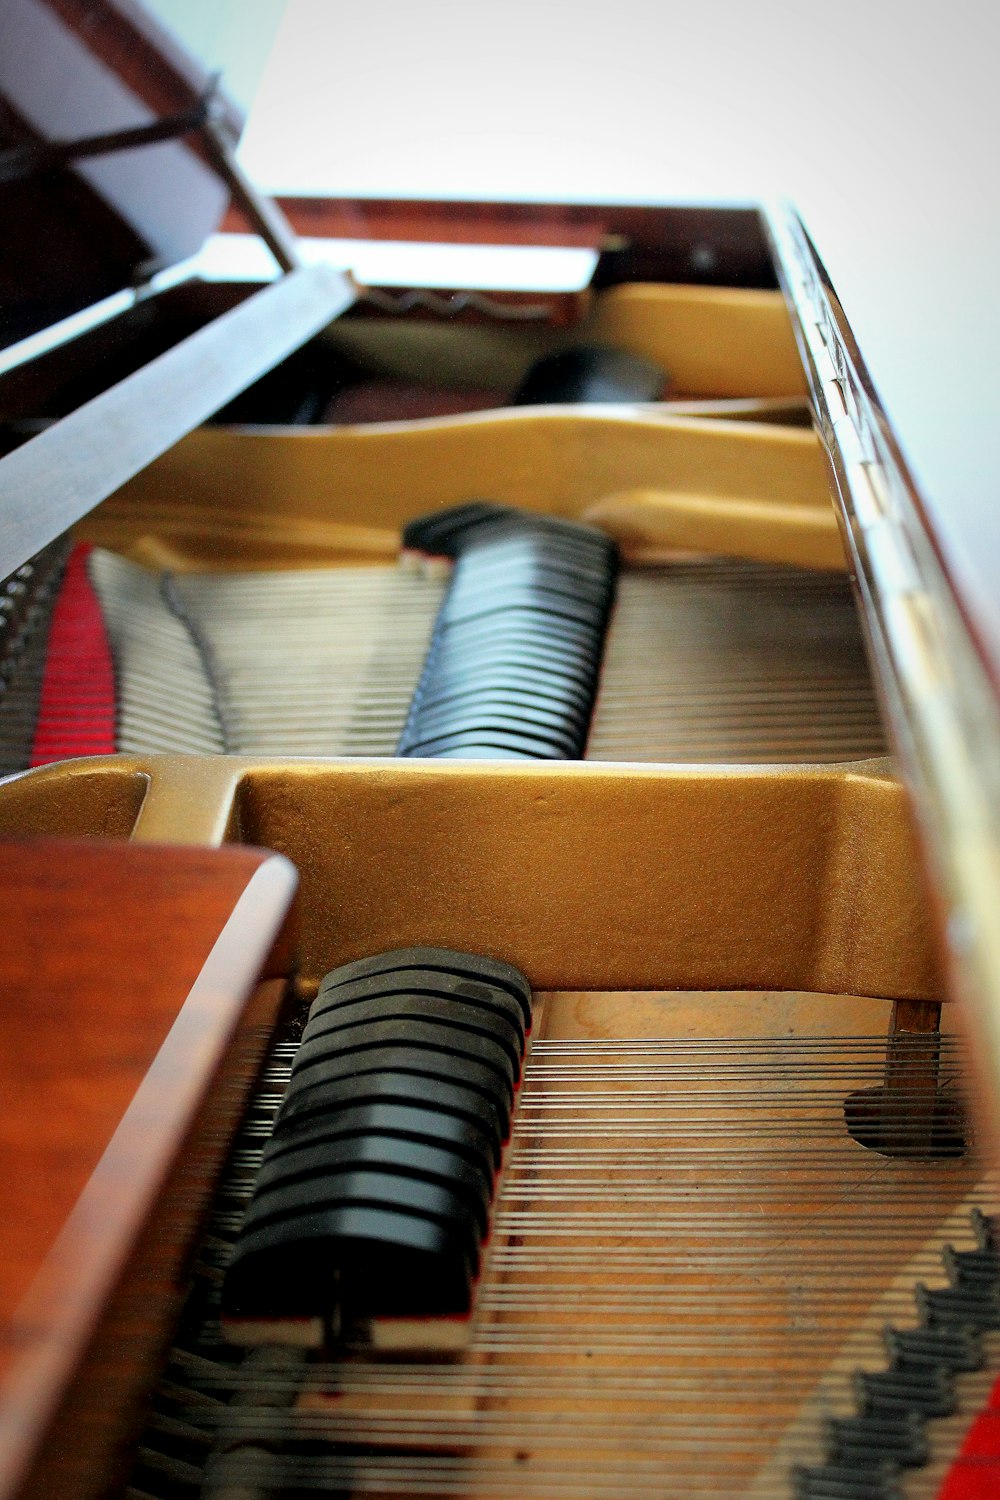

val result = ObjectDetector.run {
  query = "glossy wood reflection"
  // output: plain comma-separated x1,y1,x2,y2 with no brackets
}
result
0,838,297,1500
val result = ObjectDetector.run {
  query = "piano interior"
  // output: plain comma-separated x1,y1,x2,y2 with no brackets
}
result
3,220,998,1500
2,282,873,769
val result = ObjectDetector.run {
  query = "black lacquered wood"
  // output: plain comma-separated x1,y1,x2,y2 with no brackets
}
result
279,1070,507,1161
309,969,527,1044
397,505,617,760
290,1023,517,1114
253,1133,492,1234
224,1203,477,1320
238,1169,481,1267
317,946,532,1027
262,1099,498,1185
223,948,532,1337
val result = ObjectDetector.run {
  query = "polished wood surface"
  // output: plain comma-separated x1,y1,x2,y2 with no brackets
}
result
222,196,777,288
0,0,240,344
0,263,355,580
0,839,297,1500
789,199,1000,707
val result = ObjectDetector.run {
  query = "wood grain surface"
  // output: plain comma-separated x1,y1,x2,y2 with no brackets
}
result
0,838,297,1500
221,196,776,288
0,263,355,580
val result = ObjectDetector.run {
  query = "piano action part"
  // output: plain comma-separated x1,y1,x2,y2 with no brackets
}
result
2,4,1000,1496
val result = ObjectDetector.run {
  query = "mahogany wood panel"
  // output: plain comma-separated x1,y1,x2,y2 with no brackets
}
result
17,977,290,1500
222,196,777,288
0,94,147,345
0,262,355,579
0,839,297,1500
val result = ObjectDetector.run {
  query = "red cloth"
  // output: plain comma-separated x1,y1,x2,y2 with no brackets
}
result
938,1379,1000,1498
30,544,115,765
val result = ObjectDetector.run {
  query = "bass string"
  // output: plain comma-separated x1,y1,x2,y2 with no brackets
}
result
588,563,884,764
90,551,887,769
89,550,444,758
130,1026,995,1500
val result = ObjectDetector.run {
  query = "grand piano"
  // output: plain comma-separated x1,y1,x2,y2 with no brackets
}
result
2,4,999,1498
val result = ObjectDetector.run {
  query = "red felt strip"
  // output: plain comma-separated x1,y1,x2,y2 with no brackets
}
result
30,544,116,765
937,1377,1000,1498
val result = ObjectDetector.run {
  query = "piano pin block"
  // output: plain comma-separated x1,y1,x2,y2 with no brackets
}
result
221,948,531,1352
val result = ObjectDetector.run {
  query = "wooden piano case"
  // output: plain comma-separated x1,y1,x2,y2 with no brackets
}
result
2,13,1000,1499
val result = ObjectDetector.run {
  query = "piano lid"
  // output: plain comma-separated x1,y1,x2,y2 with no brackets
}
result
0,0,247,349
